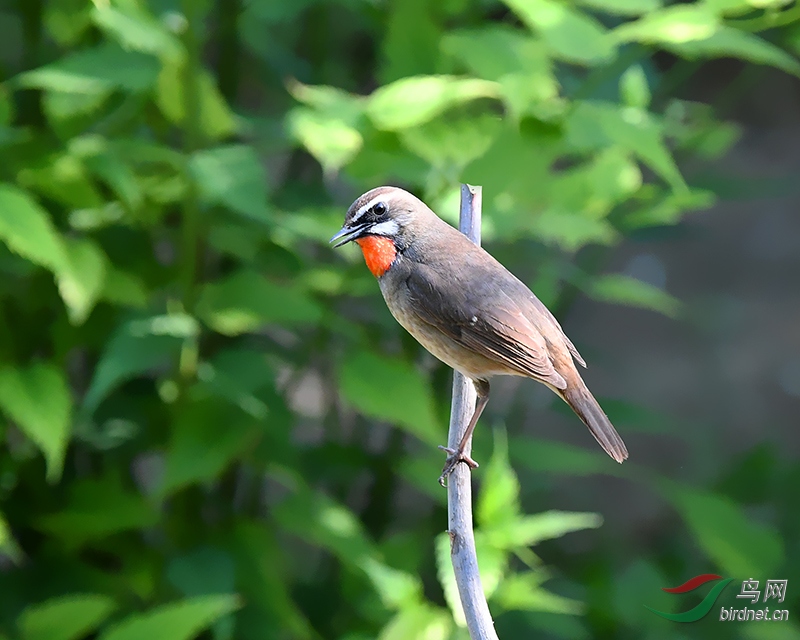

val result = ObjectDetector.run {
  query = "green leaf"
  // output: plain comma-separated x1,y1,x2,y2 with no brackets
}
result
166,548,237,640
377,605,452,640
160,401,260,496
98,595,241,640
0,363,72,482
623,188,714,228
620,64,651,108
37,475,158,543
366,75,499,130
493,573,583,614
91,5,183,60
13,42,160,94
661,484,784,578
566,101,686,192
399,114,500,169
19,594,117,640
197,270,321,335
575,0,660,15
338,350,440,445
588,274,681,317
232,522,317,640
669,27,800,77
57,237,108,325
288,108,363,174
271,469,421,609
0,184,68,274
82,317,186,412
190,146,270,222
487,511,603,549
441,26,552,82
503,0,614,63
477,428,521,526
156,58,236,140
381,0,441,83
168,547,236,597
613,6,718,44
530,209,617,251
271,471,375,565
101,267,149,308
0,511,23,564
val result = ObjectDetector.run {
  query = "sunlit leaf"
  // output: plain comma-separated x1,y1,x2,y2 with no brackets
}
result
156,58,236,140
98,595,241,640
487,511,603,549
367,75,499,130
377,605,452,640
575,0,660,15
338,350,440,445
566,101,687,192
57,237,108,325
530,209,617,251
288,108,363,174
620,65,651,108
0,511,23,564
13,42,160,94
0,184,68,274
19,594,117,640
477,429,521,526
614,6,719,44
503,0,614,63
588,273,681,318
91,5,183,60
669,27,800,76
0,363,71,482
494,572,584,614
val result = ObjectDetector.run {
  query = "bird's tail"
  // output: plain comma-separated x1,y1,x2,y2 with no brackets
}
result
560,379,628,463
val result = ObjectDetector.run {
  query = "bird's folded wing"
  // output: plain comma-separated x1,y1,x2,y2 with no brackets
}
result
405,266,567,389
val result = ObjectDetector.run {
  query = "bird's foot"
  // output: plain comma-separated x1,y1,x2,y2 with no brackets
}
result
437,445,479,487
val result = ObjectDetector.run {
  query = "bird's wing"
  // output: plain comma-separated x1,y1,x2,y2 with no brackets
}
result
404,264,567,389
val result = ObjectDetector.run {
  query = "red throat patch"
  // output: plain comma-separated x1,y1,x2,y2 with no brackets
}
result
355,236,397,277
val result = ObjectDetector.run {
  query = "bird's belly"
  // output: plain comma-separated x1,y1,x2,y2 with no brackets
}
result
382,287,516,380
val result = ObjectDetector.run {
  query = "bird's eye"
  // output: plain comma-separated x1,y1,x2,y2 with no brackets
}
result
373,202,387,216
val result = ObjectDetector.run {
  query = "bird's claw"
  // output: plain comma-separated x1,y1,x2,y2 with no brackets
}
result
437,445,479,487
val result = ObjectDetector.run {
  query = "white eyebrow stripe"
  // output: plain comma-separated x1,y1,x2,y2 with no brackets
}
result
367,220,398,236
351,193,394,224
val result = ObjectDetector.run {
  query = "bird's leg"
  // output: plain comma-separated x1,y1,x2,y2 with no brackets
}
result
439,379,490,486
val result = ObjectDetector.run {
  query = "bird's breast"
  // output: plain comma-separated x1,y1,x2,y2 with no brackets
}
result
378,274,517,380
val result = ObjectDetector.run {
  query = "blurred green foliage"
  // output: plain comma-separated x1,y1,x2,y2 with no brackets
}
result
0,0,798,638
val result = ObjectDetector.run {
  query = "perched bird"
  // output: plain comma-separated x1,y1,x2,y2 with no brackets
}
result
331,186,628,483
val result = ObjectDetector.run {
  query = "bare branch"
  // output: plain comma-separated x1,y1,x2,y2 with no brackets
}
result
446,184,499,640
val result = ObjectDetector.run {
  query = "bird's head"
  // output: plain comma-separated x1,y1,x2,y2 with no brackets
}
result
330,186,430,277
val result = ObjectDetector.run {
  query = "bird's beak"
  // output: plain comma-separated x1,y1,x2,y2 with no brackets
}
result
330,223,367,248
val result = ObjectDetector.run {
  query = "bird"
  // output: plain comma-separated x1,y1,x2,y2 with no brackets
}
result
331,186,628,484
